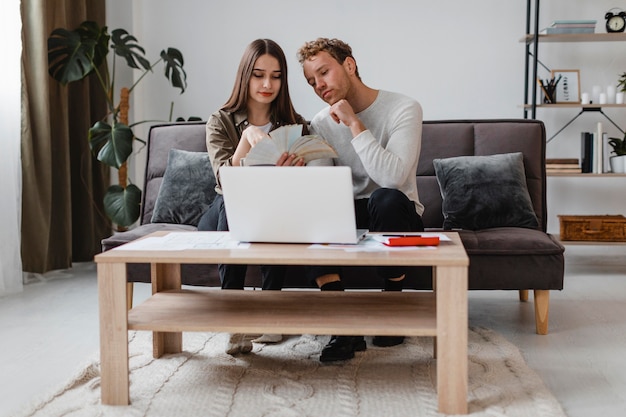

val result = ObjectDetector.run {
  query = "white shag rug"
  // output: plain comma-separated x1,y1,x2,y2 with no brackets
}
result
17,327,567,417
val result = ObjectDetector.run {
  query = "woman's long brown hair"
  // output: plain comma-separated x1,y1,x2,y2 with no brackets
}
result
222,39,303,125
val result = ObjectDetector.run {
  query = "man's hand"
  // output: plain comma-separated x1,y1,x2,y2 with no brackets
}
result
329,99,366,137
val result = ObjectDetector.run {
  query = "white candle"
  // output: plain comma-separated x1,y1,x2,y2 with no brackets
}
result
592,85,602,103
581,92,590,104
607,85,617,104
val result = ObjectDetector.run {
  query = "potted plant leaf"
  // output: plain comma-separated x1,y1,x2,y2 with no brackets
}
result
607,134,626,173
617,71,626,96
47,20,187,228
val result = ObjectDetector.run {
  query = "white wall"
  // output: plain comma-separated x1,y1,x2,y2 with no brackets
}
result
113,0,527,123
106,0,626,234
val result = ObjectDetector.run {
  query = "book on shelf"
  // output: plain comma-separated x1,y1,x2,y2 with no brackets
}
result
540,27,595,34
547,167,582,172
546,163,580,168
550,19,597,26
603,132,611,173
546,163,581,168
581,131,593,173
242,124,338,166
540,19,596,34
546,158,579,164
580,123,608,174
546,158,581,173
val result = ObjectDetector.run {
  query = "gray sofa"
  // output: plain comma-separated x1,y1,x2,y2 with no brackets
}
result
102,119,565,334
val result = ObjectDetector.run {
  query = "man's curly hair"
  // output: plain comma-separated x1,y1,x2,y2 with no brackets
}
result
297,38,361,80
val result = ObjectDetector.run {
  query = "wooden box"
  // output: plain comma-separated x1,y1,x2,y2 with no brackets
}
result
558,215,626,242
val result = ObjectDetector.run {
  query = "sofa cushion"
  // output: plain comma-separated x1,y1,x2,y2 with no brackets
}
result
459,227,563,255
433,152,539,230
459,228,564,290
151,149,216,226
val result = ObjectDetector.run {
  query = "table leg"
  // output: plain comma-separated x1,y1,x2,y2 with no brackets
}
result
435,265,468,414
151,262,182,358
98,262,130,405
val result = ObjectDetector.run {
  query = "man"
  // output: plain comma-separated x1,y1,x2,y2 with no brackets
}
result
297,38,425,362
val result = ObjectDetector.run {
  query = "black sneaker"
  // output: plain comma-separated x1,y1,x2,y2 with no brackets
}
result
319,336,366,362
372,336,405,347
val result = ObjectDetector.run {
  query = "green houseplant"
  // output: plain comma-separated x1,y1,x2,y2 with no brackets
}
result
47,20,187,228
617,71,626,95
608,133,626,173
608,135,626,156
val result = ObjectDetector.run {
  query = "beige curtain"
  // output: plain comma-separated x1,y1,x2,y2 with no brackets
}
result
21,0,110,273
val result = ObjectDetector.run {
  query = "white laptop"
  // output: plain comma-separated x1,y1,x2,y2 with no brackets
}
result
219,166,367,244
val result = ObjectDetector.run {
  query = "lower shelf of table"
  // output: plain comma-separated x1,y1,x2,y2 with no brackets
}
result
128,289,437,337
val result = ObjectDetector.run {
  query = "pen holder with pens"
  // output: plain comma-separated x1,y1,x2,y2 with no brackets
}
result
538,76,560,104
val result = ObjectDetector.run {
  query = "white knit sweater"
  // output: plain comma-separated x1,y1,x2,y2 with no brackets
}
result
310,90,424,215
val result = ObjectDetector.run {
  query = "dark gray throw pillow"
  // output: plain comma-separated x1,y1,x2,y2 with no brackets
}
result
151,149,216,226
433,152,539,230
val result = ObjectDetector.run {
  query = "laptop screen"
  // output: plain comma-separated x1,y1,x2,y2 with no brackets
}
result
220,166,365,244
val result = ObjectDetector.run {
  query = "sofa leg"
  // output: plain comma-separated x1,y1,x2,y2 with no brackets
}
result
126,282,134,310
519,289,529,302
533,290,549,335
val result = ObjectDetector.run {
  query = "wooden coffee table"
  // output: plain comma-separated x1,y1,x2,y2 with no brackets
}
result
95,231,469,414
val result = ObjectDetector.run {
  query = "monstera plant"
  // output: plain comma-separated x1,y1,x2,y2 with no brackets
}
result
47,20,187,228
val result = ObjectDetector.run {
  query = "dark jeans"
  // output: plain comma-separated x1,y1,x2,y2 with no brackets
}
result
306,188,424,284
197,194,285,290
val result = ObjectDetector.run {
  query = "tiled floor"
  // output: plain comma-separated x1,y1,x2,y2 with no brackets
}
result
1,245,625,417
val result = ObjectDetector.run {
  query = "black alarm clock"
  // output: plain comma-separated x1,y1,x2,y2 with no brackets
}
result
606,8,626,32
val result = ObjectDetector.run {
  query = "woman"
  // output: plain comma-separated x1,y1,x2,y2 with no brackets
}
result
197,39,307,355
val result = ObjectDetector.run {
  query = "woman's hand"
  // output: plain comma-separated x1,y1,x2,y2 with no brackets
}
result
241,126,270,147
233,126,271,166
276,152,305,166
237,126,304,167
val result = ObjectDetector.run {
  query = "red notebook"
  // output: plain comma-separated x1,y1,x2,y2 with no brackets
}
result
382,236,440,247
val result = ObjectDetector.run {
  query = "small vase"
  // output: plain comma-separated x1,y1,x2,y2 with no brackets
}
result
609,155,626,173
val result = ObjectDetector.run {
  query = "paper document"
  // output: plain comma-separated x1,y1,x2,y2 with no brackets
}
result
113,232,249,251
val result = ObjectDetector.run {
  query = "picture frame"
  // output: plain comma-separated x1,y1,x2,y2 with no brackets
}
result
550,69,581,103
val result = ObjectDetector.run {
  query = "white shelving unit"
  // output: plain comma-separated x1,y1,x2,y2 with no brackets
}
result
522,1,626,243
521,1,626,143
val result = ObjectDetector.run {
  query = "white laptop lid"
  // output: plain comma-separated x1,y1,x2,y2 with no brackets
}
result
220,166,366,244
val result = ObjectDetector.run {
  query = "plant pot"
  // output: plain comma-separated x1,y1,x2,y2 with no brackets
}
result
609,155,626,173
